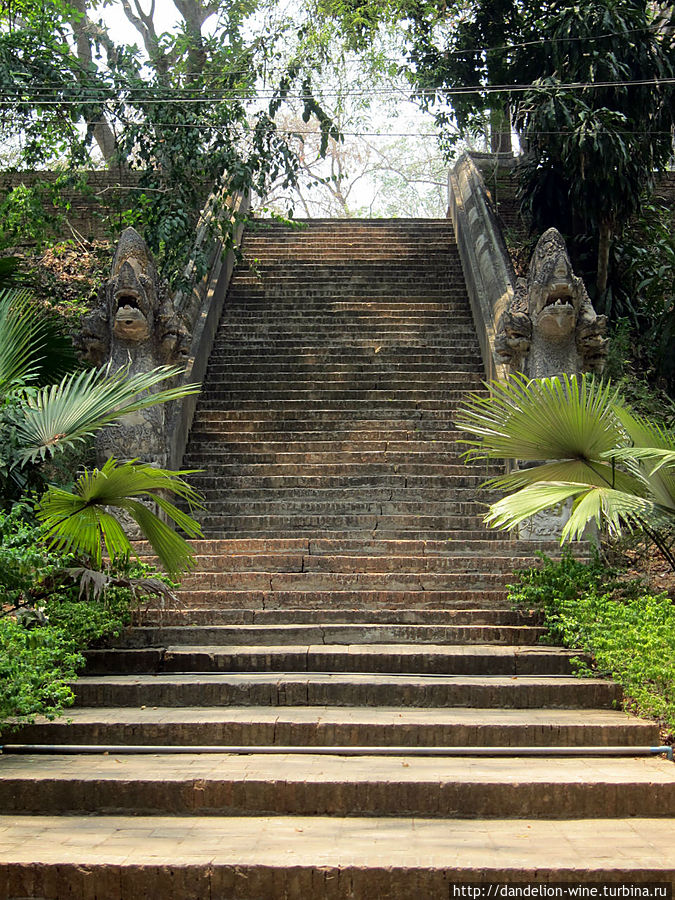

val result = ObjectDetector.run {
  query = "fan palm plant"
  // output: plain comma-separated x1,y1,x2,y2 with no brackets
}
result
0,287,203,575
37,459,203,577
456,374,675,570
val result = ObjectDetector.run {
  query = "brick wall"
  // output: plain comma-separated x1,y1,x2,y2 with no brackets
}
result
0,169,147,241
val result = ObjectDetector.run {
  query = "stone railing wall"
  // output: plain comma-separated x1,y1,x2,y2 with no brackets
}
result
166,191,250,470
447,153,513,383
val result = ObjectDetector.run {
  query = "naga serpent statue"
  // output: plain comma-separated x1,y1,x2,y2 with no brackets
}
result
74,226,191,468
495,228,608,377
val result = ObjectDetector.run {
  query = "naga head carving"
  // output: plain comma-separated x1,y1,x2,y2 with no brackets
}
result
527,228,585,340
73,227,192,368
109,227,158,343
495,227,608,376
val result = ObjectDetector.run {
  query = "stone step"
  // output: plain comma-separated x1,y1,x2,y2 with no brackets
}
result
184,450,479,465
116,623,547,648
210,343,480,354
69,674,620,710
190,515,493,533
83,644,585,676
187,430,468,444
9,707,658,747
190,502,489,519
185,473,494,488
150,552,546,574
215,317,472,326
192,407,475,422
8,755,675,820
202,371,481,384
227,300,465,311
185,493,498,511
3,815,674,898
185,442,481,458
201,362,479,374
194,399,483,411
184,468,498,482
206,341,475,356
177,571,517,591
134,537,574,555
194,530,525,540
137,609,539,626
171,589,512,609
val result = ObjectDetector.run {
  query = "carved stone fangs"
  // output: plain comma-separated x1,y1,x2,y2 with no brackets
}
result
495,228,608,378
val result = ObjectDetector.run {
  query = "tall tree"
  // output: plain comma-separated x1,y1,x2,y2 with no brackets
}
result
318,0,675,297
0,0,337,284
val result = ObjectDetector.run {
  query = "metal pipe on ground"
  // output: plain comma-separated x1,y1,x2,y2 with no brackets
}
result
1,744,673,761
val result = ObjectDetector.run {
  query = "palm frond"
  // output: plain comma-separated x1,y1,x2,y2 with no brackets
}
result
612,408,675,512
484,481,674,544
14,364,201,464
562,487,668,542
457,373,624,463
605,446,675,474
484,482,588,532
485,457,641,494
0,288,47,396
36,458,204,577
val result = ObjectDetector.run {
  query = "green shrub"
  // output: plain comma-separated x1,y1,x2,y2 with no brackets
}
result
509,552,675,731
0,504,165,731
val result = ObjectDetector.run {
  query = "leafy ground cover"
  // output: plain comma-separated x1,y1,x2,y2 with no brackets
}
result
0,503,173,731
509,551,675,741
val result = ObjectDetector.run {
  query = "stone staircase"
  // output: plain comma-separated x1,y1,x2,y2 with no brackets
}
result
1,220,673,898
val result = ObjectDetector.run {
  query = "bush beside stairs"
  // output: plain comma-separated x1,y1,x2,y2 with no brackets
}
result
1,220,674,898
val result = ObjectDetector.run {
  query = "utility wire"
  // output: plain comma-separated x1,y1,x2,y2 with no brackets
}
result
2,77,675,103
3,22,667,81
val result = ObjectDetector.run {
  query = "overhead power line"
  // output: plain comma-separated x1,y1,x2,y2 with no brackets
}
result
2,77,675,104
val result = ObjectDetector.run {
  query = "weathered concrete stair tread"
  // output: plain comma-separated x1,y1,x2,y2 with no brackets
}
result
138,608,536,625
163,553,551,573
12,706,657,747
177,573,523,591
128,609,540,624
172,589,513,608
135,537,581,555
70,673,621,709
118,623,547,647
3,755,673,818
2,816,674,894
85,643,585,676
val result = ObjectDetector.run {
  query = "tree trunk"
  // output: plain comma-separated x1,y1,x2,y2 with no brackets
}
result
490,105,512,155
596,222,612,297
70,0,118,164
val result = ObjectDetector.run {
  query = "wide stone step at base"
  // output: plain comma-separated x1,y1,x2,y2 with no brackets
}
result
69,673,621,710
2,815,673,900
10,706,657,748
